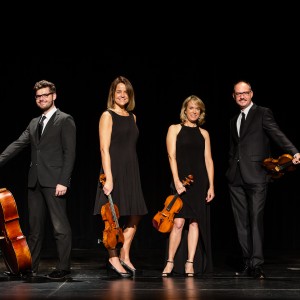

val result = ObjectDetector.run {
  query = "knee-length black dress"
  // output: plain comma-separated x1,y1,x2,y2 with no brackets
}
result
94,110,148,217
166,124,213,275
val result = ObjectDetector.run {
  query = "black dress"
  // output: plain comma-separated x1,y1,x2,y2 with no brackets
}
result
166,125,213,275
94,110,148,217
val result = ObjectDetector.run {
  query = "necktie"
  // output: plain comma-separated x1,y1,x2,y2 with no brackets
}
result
239,112,245,137
38,115,46,139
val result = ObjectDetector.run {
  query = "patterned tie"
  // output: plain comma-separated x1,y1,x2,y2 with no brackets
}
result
239,112,245,137
38,115,46,139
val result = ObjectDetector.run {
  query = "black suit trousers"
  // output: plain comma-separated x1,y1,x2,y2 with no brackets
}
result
27,182,72,272
228,164,268,268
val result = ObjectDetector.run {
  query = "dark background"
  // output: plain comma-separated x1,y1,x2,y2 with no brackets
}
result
0,52,299,259
1,0,300,262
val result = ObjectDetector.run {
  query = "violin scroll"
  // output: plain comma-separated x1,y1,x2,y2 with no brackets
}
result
181,174,194,187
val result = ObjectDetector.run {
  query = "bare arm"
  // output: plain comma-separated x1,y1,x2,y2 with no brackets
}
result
166,124,186,195
201,128,215,202
99,111,113,195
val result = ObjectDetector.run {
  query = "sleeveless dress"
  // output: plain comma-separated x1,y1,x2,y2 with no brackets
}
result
166,125,213,275
94,110,148,217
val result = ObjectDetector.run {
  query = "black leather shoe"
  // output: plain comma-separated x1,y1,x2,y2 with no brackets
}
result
4,270,36,279
3,271,22,278
253,267,266,279
46,270,71,280
22,270,37,279
235,265,252,277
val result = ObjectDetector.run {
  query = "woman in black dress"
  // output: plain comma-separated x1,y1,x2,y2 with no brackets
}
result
94,76,148,278
162,95,215,277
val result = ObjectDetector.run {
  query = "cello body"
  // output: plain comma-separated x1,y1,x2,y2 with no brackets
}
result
0,188,32,275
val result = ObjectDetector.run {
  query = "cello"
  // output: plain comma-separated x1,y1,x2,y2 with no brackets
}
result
262,154,297,179
99,174,124,250
0,188,32,275
152,175,193,233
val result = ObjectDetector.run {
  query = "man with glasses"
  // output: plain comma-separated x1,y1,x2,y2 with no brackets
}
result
226,80,300,279
0,80,76,280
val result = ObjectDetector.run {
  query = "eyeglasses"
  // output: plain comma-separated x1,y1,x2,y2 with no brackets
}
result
35,92,53,100
234,91,252,97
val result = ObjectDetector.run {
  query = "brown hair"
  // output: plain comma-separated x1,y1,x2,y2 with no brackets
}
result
33,80,56,93
107,76,135,111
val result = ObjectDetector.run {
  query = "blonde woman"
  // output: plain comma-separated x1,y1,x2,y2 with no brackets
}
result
162,95,215,277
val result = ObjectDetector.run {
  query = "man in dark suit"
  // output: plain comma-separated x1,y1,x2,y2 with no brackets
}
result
0,80,76,280
226,80,300,279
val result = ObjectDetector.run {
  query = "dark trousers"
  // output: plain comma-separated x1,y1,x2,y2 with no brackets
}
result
27,183,72,272
228,165,268,268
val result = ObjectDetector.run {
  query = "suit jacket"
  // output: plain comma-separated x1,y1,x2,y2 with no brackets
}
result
226,103,298,184
0,109,76,188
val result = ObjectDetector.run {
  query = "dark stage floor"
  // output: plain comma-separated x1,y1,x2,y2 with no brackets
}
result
0,247,300,300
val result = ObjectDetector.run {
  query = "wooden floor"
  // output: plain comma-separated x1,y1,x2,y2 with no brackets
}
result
1,247,300,300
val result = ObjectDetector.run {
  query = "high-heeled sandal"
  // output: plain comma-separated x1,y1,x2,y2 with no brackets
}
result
162,260,174,277
106,261,132,278
185,260,194,277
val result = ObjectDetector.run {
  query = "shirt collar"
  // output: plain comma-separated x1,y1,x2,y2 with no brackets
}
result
241,102,253,117
43,106,57,120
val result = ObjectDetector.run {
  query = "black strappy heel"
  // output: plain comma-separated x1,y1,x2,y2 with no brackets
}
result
185,260,194,277
162,260,174,277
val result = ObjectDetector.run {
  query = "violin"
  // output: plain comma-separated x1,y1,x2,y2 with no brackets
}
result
152,175,193,233
262,153,297,179
99,174,124,250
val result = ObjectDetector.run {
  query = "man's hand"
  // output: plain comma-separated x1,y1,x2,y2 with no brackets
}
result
55,184,67,197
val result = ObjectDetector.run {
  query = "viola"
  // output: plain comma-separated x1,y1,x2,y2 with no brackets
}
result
99,174,124,250
0,188,32,275
152,175,193,233
262,153,297,179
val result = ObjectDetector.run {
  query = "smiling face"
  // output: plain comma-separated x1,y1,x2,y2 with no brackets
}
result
184,100,201,126
233,81,253,110
35,87,56,113
114,83,129,109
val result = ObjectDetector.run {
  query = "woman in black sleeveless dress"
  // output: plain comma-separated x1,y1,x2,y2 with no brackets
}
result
94,76,148,278
162,95,215,277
